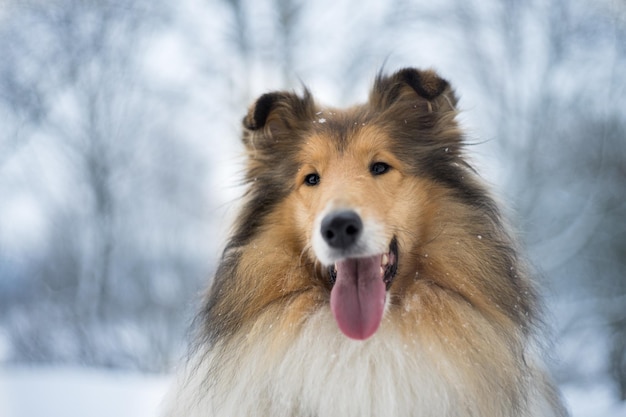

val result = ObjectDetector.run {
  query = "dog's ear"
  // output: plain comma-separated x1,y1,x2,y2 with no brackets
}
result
242,90,316,151
369,68,463,163
370,68,457,115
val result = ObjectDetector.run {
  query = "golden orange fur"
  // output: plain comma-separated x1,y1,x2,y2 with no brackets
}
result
162,68,568,417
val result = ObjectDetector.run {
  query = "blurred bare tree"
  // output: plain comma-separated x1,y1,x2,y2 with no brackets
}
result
0,0,211,371
445,0,626,396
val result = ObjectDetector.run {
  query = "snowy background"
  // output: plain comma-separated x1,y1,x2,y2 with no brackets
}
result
0,0,625,416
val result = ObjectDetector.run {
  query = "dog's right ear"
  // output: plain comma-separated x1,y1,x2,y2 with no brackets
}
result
242,90,315,151
370,68,457,114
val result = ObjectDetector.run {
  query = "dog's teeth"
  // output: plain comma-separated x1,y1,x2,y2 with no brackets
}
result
382,254,389,266
380,266,385,276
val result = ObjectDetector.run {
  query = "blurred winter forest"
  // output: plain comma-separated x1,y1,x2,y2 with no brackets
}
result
0,0,624,410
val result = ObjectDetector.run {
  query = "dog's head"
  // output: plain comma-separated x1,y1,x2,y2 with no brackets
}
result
242,68,466,340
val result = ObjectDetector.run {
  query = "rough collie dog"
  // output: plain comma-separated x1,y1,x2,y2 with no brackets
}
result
162,68,568,416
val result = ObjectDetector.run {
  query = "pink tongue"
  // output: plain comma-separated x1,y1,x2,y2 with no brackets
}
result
330,255,386,340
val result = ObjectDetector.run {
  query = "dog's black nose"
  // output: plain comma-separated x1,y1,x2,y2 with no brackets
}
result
321,210,362,249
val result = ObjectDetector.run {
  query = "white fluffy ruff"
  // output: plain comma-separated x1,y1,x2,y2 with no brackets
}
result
161,309,562,417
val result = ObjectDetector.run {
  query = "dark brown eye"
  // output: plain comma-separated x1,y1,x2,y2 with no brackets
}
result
370,162,391,176
304,173,320,186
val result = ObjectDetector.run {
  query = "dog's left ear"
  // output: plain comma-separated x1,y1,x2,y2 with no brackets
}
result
242,90,316,152
370,68,458,115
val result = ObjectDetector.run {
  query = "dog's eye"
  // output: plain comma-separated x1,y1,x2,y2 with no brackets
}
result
370,162,391,176
304,173,320,186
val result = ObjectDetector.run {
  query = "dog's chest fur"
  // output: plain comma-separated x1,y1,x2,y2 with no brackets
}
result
163,309,556,417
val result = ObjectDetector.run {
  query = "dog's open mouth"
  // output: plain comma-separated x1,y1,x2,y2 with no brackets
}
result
327,237,398,340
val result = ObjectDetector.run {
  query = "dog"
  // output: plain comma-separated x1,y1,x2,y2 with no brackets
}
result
162,68,568,416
